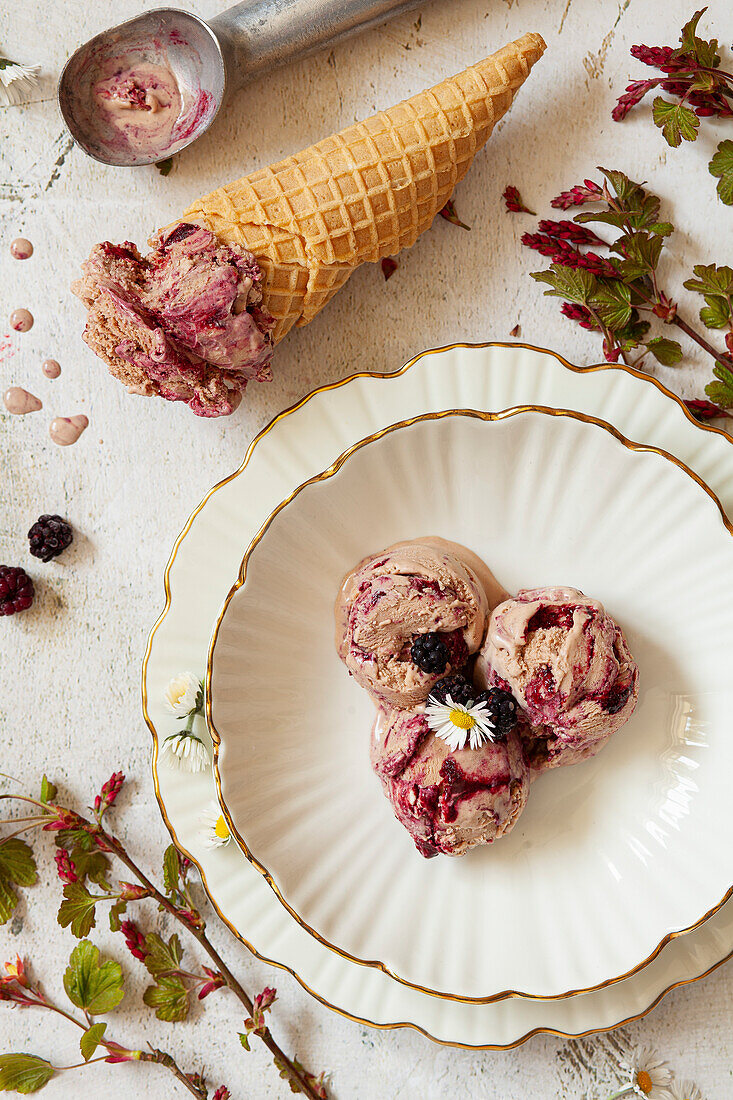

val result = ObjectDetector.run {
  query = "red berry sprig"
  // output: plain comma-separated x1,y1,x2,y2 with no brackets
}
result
612,10,733,204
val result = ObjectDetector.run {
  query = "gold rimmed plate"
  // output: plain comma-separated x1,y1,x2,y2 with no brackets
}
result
143,342,733,1045
208,401,733,1004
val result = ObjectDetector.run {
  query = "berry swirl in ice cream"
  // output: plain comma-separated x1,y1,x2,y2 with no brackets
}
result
335,538,501,709
475,586,639,770
371,705,529,858
72,223,274,417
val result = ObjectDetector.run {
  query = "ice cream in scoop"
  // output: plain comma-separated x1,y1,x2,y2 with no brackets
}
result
371,704,529,858
336,538,500,709
475,587,639,770
73,224,274,417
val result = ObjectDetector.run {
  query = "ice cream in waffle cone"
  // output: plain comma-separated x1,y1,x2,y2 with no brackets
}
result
74,32,545,416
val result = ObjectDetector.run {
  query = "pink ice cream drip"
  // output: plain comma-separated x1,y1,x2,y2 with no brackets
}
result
73,224,274,417
476,586,639,771
371,706,529,858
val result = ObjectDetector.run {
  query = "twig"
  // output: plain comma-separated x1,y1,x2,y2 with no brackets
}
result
2,979,205,1099
96,825,322,1100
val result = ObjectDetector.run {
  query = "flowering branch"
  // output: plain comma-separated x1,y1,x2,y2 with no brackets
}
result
0,773,328,1099
612,9,733,205
511,167,733,414
0,952,208,1097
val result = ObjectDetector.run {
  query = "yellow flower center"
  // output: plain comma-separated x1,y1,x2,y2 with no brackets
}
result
449,709,476,730
636,1070,653,1096
214,815,230,840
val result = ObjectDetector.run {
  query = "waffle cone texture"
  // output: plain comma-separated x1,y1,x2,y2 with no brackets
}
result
183,31,546,343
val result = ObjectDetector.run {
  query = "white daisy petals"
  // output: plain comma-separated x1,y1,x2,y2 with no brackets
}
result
667,1081,704,1100
161,731,209,773
425,694,497,752
164,671,201,717
199,800,231,848
620,1045,673,1099
0,60,41,106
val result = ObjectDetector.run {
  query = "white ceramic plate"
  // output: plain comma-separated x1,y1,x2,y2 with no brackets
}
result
209,406,733,1002
143,343,733,1045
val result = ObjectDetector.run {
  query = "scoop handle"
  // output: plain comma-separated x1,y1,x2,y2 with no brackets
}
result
210,0,424,88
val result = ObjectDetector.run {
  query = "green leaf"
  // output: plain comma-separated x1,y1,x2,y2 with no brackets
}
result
616,318,652,351
0,840,37,926
39,777,57,805
143,932,183,979
156,157,174,176
80,1022,107,1063
633,195,666,231
652,97,700,147
57,883,98,938
683,264,733,329
599,167,643,207
690,70,716,93
677,9,706,51
0,1054,55,1094
162,845,180,897
675,8,720,69
707,361,733,408
645,337,684,365
647,222,674,238
0,878,18,925
574,209,629,230
709,141,733,205
239,1032,251,1052
70,847,111,888
700,299,731,329
143,975,190,1022
590,282,633,331
705,379,733,408
684,262,733,296
713,361,733,386
55,828,95,852
593,170,663,230
63,940,124,1015
613,232,664,281
109,900,127,933
530,264,598,305
0,840,37,888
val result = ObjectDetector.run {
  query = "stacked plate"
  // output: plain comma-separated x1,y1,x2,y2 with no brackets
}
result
143,343,733,1047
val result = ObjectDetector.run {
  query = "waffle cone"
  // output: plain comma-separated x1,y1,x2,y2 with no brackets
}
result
183,32,545,343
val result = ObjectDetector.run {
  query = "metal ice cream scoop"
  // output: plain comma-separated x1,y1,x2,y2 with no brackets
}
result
59,0,425,167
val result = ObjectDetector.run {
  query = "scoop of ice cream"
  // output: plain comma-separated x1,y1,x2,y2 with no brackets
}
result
370,705,529,857
336,538,494,708
475,587,639,770
72,223,274,417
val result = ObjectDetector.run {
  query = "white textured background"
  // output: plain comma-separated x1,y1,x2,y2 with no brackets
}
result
2,0,732,1096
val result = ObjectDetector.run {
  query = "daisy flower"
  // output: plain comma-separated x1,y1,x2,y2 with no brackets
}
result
667,1082,703,1100
199,801,231,849
164,671,202,717
425,694,497,751
0,58,40,107
161,730,209,773
616,1046,673,1099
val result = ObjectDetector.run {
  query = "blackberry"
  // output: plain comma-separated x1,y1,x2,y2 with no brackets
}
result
0,566,34,616
428,674,476,707
28,514,73,562
475,688,519,741
410,632,449,674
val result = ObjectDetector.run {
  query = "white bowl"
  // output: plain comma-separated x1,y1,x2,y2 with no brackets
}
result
143,342,733,1045
210,405,733,1002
